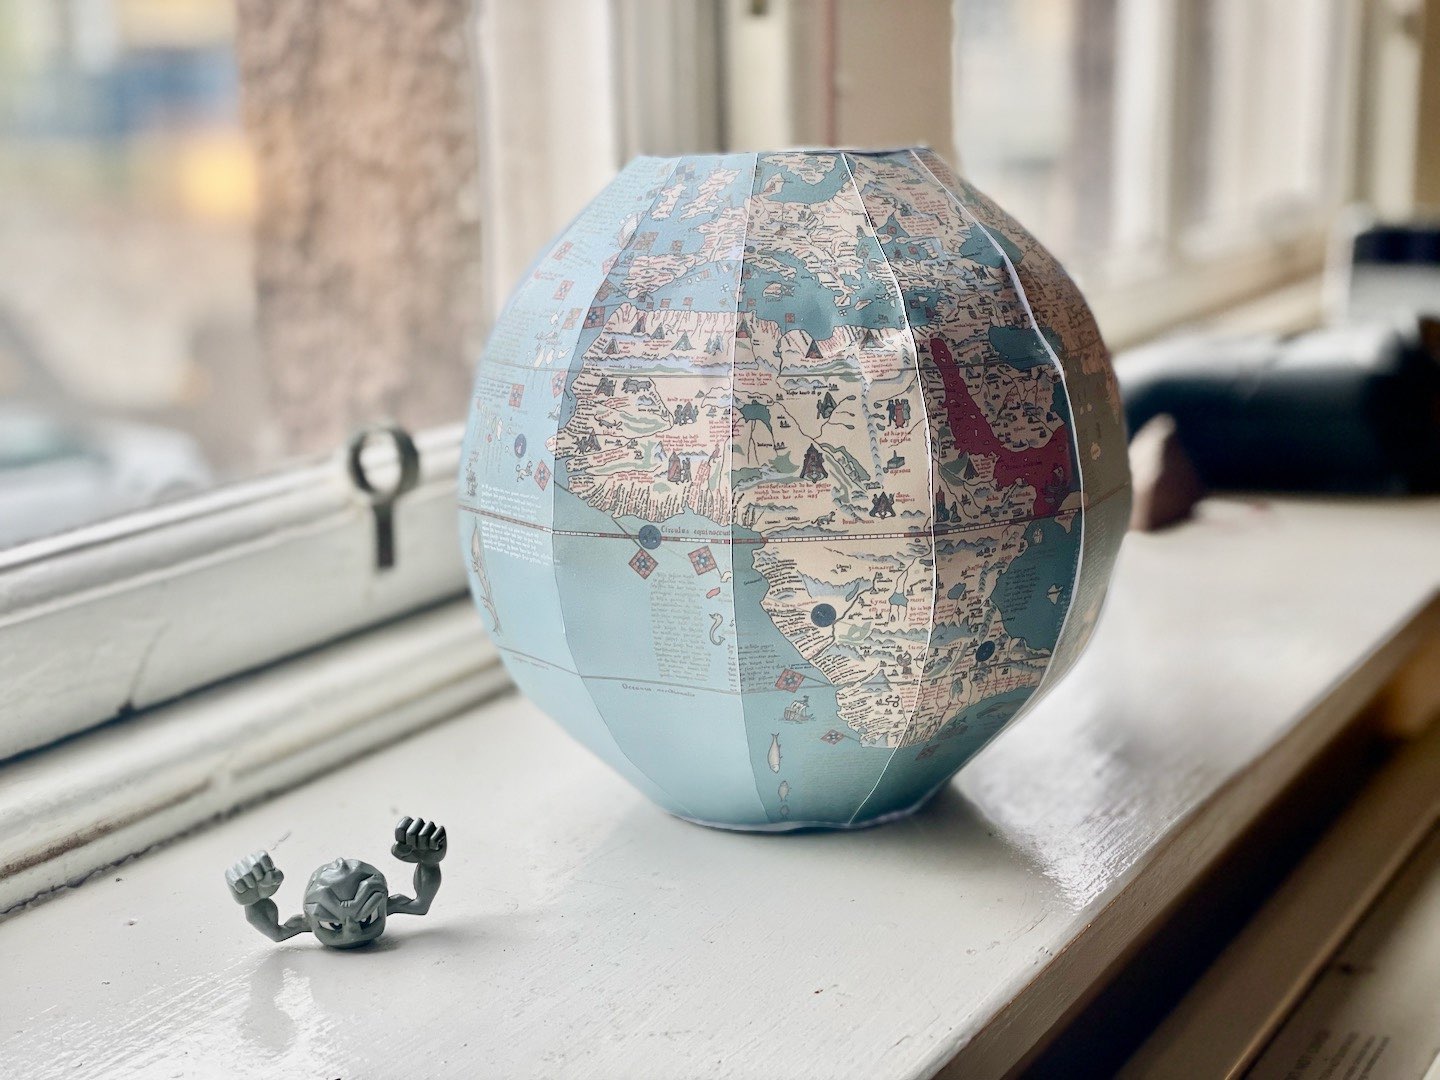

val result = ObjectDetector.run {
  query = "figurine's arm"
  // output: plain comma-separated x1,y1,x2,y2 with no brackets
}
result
387,816,446,916
388,865,442,917
226,852,309,941
244,898,310,942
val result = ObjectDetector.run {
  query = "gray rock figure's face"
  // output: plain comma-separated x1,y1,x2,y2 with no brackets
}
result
302,858,389,949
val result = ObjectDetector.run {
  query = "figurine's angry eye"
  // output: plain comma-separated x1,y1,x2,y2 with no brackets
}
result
359,914,377,930
319,920,342,933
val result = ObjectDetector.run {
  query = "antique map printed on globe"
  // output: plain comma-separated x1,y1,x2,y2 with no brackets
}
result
461,150,1129,828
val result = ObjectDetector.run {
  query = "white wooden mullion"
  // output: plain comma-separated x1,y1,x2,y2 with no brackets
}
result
473,0,622,321
1110,0,1181,266
608,0,727,160
1331,0,1370,208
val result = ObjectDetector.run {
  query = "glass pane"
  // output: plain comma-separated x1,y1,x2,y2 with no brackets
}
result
954,0,1351,271
0,0,481,551
1175,0,1346,239
0,0,255,547
953,0,1118,267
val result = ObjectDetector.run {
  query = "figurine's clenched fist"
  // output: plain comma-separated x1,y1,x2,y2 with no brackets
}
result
226,851,283,906
391,816,447,867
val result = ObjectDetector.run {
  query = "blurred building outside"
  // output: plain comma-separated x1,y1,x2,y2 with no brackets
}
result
0,0,259,544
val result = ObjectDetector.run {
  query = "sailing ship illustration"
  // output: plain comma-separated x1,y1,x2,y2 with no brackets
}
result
781,696,812,724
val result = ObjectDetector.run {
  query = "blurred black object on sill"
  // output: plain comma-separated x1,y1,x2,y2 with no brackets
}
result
1120,221,1440,496
1121,319,1440,494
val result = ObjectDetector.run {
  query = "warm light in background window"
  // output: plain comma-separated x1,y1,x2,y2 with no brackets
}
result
115,0,235,48
174,130,254,220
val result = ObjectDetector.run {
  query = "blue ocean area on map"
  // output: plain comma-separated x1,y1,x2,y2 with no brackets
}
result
991,518,1082,654
743,250,856,339
988,324,1064,369
729,523,892,824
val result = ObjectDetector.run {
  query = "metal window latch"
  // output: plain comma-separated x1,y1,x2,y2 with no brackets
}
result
346,425,421,571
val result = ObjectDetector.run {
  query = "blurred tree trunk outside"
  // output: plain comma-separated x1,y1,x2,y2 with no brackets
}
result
235,0,482,457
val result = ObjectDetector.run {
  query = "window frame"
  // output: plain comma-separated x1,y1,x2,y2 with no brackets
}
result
0,425,469,760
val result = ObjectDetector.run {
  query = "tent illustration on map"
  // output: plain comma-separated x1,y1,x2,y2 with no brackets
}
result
459,149,1131,830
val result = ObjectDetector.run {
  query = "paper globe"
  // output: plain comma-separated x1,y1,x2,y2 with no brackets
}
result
460,148,1130,830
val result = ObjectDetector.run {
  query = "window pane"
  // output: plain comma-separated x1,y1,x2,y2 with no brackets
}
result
954,0,1353,274
0,0,481,551
0,0,256,547
953,0,1117,265
1176,0,1347,240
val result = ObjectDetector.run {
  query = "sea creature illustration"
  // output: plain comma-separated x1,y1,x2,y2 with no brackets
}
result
768,734,782,773
708,612,726,646
778,780,790,801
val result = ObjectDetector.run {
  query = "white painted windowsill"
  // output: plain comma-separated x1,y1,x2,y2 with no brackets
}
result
0,602,506,915
3,496,1440,1079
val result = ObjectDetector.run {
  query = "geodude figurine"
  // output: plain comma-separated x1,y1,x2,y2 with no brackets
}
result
225,816,447,949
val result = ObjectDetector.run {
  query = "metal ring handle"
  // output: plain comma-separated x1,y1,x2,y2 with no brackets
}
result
346,424,421,503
